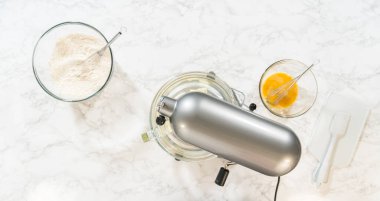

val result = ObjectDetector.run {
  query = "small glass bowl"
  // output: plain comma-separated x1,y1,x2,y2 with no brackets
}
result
32,22,113,102
259,59,318,118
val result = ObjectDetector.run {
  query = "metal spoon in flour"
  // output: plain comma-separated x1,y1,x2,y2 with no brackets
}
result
96,31,122,56
80,31,123,63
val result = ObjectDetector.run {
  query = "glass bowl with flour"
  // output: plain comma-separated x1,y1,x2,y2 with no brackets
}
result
33,22,113,102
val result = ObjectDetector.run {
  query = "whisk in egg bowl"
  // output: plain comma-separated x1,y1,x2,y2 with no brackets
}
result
259,59,318,118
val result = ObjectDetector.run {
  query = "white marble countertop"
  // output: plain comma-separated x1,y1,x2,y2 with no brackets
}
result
1,0,380,200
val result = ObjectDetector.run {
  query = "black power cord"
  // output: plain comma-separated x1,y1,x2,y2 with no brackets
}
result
274,176,280,201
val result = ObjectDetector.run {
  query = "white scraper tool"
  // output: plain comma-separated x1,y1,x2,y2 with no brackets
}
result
313,112,351,186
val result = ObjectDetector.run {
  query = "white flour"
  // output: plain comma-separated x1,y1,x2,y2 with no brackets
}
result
49,34,111,100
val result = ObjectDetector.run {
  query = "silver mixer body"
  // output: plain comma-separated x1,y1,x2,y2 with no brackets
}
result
158,92,301,176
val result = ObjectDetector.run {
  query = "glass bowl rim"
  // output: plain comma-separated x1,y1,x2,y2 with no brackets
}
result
259,59,318,118
32,21,114,102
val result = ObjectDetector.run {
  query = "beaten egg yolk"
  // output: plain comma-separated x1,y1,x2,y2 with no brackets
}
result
261,72,298,108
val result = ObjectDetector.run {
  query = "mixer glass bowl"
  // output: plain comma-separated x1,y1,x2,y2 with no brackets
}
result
259,59,318,118
32,22,113,102
150,72,239,161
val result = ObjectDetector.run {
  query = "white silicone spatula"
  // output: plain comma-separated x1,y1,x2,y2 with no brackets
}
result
313,112,351,186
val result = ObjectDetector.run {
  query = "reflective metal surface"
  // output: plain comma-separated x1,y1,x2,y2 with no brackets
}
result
158,92,302,176
149,72,239,161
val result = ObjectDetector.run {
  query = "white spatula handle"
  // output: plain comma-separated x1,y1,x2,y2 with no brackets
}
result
313,136,337,185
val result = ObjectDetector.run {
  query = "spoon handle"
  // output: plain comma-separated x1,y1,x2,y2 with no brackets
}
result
97,32,122,54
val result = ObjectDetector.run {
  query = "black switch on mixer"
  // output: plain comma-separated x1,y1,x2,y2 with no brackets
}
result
215,167,229,186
